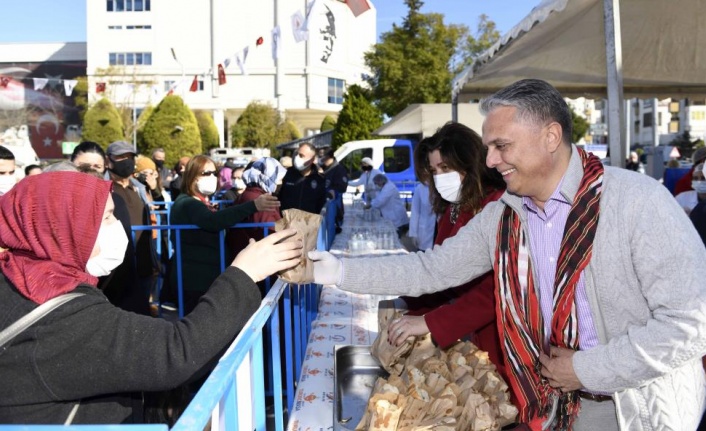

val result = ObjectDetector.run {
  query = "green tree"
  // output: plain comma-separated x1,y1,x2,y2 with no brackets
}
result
135,105,154,154
364,0,466,117
456,14,500,74
81,98,125,149
276,118,302,143
332,85,383,148
73,77,89,123
570,107,590,144
320,115,336,132
230,101,283,150
195,110,220,152
141,95,201,167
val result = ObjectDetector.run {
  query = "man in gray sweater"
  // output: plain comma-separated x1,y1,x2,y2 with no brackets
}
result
310,79,706,430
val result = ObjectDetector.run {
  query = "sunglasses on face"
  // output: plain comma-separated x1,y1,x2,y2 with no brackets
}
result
200,170,218,177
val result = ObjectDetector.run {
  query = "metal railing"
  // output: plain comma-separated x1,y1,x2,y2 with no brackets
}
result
0,199,337,431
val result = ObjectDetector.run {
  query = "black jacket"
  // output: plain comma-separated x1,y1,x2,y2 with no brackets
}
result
323,161,349,195
278,167,327,215
0,267,260,424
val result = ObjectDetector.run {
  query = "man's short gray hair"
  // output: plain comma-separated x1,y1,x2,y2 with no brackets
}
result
480,79,573,145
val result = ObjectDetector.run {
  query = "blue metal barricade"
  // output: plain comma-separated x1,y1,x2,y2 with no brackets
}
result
1,198,338,431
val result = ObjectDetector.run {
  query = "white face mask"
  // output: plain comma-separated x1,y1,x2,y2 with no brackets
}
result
293,155,312,171
86,220,128,277
692,180,706,194
0,175,16,196
434,171,463,203
197,176,218,195
233,178,246,190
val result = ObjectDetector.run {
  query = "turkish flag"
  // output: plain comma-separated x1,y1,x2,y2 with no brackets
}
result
96,82,106,93
346,0,370,17
0,77,9,88
217,64,226,85
256,36,264,46
189,75,198,92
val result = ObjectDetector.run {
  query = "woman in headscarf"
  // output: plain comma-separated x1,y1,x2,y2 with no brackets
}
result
168,155,281,314
227,158,288,295
0,171,301,424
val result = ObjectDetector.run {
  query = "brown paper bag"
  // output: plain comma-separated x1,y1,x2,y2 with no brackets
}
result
274,208,322,283
371,307,414,374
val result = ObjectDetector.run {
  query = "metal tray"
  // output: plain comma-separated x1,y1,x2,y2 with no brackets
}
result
334,345,389,431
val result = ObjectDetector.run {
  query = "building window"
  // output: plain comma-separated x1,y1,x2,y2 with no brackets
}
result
107,0,150,11
643,112,653,128
328,78,344,104
164,81,175,92
692,111,706,121
109,52,152,65
669,121,680,133
108,25,123,30
125,25,152,29
669,101,680,113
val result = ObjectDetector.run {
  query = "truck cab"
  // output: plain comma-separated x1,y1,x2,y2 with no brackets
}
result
334,139,417,194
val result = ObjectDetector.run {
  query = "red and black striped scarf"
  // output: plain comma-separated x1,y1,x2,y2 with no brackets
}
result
494,149,603,430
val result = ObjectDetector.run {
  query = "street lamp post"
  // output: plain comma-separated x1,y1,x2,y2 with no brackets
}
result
171,47,185,97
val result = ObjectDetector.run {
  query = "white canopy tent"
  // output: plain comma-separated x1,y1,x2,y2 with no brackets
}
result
452,0,706,166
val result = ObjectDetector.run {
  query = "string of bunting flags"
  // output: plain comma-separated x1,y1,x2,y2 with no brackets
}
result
0,0,370,103
0,75,79,97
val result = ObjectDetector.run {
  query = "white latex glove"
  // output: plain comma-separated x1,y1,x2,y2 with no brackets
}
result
308,250,343,286
232,228,301,282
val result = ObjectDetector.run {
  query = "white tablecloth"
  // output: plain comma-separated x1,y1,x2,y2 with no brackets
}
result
287,199,407,430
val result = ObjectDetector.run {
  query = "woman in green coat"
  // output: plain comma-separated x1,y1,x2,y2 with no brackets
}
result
168,155,280,314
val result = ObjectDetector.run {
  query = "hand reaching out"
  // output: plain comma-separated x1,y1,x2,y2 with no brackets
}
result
308,251,342,285
254,193,280,212
232,228,302,282
387,315,429,346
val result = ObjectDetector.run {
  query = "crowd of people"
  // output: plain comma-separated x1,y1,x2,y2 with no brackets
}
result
2,78,706,429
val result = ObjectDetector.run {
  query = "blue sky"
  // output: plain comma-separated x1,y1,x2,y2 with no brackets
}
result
0,0,539,44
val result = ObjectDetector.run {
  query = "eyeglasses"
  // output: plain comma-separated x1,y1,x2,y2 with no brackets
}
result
200,170,218,177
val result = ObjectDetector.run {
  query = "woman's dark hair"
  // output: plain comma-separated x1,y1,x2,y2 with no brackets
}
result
181,154,216,197
71,141,106,161
420,122,505,216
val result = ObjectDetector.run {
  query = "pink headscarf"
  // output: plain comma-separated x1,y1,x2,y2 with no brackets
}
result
0,171,112,304
219,167,233,190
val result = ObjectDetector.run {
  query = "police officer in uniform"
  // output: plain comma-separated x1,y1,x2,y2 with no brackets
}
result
320,148,348,232
278,142,327,214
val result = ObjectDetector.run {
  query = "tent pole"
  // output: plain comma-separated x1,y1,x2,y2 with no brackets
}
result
604,0,626,168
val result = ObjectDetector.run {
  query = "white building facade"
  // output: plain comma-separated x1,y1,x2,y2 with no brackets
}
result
86,0,377,146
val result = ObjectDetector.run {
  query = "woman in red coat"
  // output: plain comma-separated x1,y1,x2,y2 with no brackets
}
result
227,157,288,275
387,122,507,378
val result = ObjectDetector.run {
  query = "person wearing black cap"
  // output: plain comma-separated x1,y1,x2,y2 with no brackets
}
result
105,141,153,315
